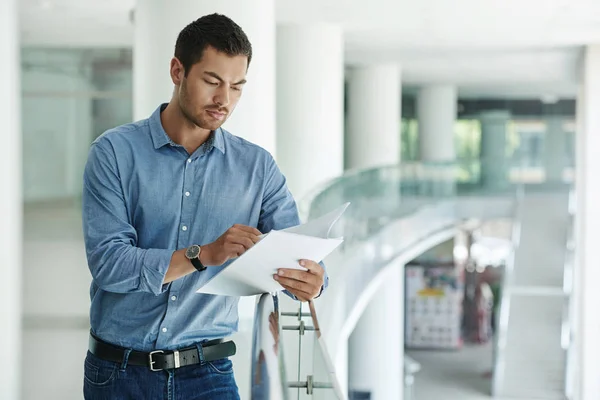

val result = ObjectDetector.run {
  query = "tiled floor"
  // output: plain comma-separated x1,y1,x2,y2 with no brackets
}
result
407,342,495,400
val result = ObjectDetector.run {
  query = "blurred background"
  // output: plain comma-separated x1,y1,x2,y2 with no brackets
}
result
1,0,600,399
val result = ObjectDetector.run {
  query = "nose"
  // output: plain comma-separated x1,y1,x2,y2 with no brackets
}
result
213,85,230,108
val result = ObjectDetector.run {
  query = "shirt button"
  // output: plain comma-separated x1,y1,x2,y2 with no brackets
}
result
185,192,190,197
187,159,192,163
182,226,188,231
171,296,177,301
162,327,168,333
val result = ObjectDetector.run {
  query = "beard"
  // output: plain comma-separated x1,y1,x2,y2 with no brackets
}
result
178,78,229,130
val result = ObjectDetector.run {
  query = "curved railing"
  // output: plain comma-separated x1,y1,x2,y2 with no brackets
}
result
292,159,523,398
254,157,573,399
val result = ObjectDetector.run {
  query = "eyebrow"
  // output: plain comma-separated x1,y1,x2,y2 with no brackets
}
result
204,71,247,86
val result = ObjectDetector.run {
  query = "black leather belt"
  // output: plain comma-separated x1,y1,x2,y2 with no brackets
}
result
89,333,236,372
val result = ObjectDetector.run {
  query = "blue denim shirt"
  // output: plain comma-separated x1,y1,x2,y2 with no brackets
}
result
82,103,328,351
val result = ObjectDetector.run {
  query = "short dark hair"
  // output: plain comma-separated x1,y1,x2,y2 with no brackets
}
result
174,13,252,76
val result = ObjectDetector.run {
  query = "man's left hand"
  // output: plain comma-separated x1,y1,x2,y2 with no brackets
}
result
273,260,324,302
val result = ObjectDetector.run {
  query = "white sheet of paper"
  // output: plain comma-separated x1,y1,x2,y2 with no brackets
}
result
281,202,350,238
196,203,349,296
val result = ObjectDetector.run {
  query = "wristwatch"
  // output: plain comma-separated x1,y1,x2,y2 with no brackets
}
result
185,245,206,272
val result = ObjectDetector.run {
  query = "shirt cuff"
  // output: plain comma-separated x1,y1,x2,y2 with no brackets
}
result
141,249,175,295
283,289,299,301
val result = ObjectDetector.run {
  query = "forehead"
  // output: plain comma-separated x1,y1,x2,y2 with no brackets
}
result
189,46,248,80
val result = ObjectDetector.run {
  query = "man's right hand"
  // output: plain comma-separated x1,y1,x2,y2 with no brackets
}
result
201,224,262,266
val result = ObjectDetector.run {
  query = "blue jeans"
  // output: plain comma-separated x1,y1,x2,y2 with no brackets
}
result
83,350,240,400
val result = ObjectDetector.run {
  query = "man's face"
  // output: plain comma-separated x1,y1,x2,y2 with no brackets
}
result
173,46,248,131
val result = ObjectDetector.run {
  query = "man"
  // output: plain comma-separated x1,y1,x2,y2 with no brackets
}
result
82,13,328,399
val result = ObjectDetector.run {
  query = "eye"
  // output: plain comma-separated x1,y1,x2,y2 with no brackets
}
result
204,79,218,86
231,86,242,92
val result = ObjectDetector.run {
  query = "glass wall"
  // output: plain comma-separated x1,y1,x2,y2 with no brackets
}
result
21,48,133,204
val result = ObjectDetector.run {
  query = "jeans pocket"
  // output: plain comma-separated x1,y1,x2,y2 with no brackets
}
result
207,358,234,375
84,351,118,386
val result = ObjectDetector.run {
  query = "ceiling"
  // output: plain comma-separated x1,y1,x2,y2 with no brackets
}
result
20,0,600,99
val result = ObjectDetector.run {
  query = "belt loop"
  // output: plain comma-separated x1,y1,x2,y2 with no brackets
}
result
120,348,132,371
195,342,206,364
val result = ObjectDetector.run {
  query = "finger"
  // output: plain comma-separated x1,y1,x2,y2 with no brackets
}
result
299,259,324,276
278,284,312,302
277,269,321,286
229,235,255,250
227,244,246,258
231,229,261,244
275,276,317,295
233,224,262,237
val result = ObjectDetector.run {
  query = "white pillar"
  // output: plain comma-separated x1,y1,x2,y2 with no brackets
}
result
578,44,600,400
417,85,457,162
479,110,511,187
276,25,344,199
345,65,401,170
0,0,22,398
348,267,403,400
134,0,276,155
543,117,567,183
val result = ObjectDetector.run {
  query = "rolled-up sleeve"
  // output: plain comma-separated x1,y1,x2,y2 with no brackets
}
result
258,155,330,298
82,141,173,295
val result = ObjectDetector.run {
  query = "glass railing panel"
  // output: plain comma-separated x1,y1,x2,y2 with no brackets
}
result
278,301,344,400
251,293,289,400
283,156,574,400
307,301,345,400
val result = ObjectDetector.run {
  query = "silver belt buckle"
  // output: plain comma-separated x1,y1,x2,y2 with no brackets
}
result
148,350,164,372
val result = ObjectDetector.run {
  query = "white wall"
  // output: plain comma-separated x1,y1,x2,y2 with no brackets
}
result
0,0,22,398
577,44,600,400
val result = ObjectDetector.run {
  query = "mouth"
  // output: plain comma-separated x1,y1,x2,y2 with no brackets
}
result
206,110,226,121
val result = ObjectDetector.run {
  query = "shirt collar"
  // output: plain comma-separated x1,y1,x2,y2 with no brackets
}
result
149,103,226,154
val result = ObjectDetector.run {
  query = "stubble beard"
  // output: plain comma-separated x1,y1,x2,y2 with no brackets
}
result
179,79,228,131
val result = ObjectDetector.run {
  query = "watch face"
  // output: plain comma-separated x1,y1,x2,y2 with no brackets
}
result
186,245,200,259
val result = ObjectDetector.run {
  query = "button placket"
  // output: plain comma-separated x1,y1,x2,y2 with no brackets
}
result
179,157,192,244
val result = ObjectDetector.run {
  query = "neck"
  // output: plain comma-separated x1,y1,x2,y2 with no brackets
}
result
161,101,212,154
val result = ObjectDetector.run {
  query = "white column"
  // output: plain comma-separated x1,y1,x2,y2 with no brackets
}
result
345,65,401,170
578,44,600,400
543,117,567,183
134,0,276,155
276,25,344,199
0,0,22,398
417,85,457,162
348,267,403,400
479,110,511,187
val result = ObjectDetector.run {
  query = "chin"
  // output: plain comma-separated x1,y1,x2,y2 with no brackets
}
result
199,116,228,131
202,121,225,131
190,117,218,131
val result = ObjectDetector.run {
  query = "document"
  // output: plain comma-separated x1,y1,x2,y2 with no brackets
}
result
196,203,350,296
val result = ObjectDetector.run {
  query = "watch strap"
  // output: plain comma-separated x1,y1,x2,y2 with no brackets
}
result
190,256,207,272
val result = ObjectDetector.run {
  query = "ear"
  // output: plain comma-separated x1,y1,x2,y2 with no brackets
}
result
170,57,185,85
